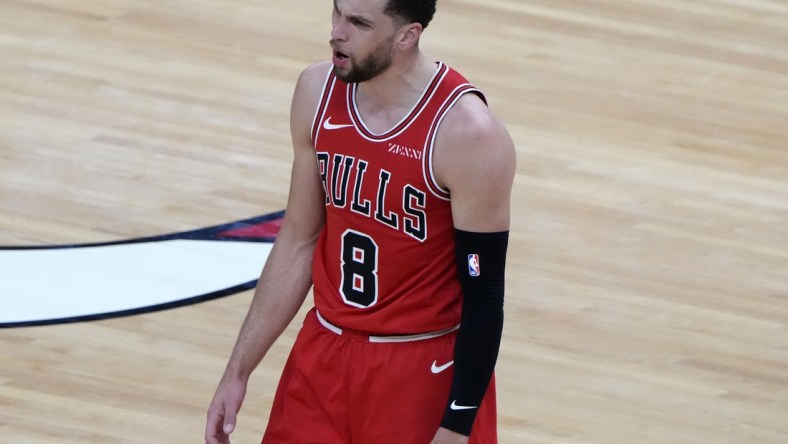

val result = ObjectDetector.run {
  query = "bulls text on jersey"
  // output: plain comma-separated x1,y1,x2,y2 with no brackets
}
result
316,152,428,242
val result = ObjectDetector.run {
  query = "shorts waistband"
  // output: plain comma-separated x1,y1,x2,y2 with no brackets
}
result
315,310,459,343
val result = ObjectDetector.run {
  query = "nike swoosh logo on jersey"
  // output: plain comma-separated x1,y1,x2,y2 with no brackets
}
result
323,116,354,130
450,400,478,411
431,360,454,374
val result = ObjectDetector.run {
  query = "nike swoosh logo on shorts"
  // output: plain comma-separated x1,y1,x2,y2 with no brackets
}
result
431,360,454,374
450,400,478,411
323,116,354,130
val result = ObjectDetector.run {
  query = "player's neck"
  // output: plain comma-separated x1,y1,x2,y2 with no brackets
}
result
355,52,436,129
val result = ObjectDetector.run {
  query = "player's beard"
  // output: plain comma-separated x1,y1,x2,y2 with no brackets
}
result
333,37,395,83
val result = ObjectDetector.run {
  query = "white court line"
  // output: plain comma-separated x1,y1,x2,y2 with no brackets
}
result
0,239,272,324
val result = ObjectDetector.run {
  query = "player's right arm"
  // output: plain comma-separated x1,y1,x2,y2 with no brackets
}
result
205,62,331,444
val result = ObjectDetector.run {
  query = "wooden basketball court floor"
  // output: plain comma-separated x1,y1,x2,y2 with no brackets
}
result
1,1,787,442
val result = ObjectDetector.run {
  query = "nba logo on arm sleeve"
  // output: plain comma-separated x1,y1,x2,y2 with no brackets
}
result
468,254,480,277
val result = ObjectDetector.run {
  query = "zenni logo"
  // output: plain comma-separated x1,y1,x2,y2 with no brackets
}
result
0,211,283,328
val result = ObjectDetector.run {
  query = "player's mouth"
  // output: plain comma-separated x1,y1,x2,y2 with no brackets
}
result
333,49,349,66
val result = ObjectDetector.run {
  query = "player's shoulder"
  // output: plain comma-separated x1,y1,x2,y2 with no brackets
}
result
291,62,333,131
294,61,333,98
433,90,515,206
439,93,512,154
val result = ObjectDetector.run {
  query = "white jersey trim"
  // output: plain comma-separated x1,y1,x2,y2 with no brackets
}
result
311,66,338,146
316,310,459,342
348,62,448,142
423,85,484,201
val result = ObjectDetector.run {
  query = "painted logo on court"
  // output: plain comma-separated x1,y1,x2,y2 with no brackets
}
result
0,211,283,328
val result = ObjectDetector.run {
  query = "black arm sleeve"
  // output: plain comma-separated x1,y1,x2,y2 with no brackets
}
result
440,229,509,436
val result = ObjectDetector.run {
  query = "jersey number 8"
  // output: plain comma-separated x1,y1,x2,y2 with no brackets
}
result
340,230,379,308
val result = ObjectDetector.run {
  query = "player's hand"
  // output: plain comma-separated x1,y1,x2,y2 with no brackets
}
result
205,376,247,444
430,427,470,444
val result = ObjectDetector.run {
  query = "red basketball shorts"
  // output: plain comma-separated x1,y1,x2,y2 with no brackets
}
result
261,308,497,443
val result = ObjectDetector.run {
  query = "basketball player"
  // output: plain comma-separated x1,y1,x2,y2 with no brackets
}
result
206,0,515,442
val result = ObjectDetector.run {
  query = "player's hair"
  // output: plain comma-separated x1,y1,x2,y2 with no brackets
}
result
384,0,437,29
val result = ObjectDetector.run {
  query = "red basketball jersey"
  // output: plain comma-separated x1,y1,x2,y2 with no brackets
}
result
310,62,486,334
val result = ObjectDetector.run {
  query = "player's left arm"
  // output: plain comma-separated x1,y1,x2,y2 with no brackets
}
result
432,92,516,441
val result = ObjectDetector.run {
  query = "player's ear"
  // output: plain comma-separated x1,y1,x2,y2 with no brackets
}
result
397,22,423,50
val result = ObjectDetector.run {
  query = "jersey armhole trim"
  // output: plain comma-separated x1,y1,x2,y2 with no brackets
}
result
310,67,338,145
423,86,486,200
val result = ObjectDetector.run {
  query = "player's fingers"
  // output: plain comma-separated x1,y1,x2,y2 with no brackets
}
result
205,425,222,444
205,426,228,444
205,427,225,444
205,404,227,444
222,406,237,435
